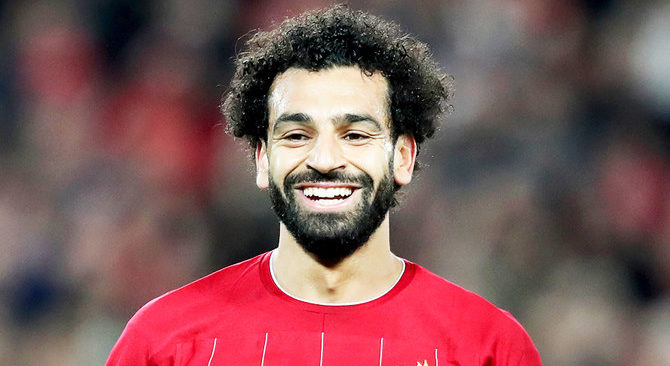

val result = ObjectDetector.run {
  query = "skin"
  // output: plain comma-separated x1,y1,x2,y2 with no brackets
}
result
255,66,417,304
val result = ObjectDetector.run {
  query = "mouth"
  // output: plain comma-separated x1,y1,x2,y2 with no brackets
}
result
295,183,361,209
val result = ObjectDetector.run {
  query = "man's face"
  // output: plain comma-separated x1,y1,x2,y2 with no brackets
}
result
256,66,415,262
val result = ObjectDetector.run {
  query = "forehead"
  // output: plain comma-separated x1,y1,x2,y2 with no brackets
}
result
267,66,390,128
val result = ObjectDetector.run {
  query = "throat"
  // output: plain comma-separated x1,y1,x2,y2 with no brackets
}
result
270,247,405,305
315,269,356,294
304,268,382,304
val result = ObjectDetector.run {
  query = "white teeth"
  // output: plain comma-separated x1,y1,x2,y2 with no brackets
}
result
313,198,344,205
303,187,353,199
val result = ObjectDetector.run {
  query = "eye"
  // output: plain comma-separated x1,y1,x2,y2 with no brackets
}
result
284,132,309,141
343,132,370,141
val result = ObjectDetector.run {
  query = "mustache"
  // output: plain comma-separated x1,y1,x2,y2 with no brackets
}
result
284,170,373,188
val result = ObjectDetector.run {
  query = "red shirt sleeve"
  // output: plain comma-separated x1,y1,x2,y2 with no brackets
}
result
499,310,543,366
106,311,156,366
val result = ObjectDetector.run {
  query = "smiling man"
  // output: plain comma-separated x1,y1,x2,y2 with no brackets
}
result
107,5,542,365
264,67,408,272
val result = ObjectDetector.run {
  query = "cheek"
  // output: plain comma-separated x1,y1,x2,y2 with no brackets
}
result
269,149,306,183
342,148,390,181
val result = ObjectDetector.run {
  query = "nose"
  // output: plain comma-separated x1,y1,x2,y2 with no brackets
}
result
305,134,346,173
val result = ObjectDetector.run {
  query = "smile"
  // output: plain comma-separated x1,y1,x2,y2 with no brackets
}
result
295,183,361,209
303,186,352,200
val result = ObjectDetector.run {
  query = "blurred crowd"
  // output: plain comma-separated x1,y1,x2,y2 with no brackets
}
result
0,0,669,365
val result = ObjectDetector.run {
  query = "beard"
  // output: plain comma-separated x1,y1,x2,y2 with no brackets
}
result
269,167,396,264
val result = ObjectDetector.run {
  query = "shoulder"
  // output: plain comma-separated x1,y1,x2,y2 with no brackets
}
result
106,253,270,365
407,261,535,337
404,262,541,363
406,262,494,308
124,252,267,339
142,253,265,318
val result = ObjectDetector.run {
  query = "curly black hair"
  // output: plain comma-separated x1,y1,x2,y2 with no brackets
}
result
221,4,452,154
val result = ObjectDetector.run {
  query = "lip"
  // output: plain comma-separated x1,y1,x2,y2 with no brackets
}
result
294,182,362,189
294,184,362,211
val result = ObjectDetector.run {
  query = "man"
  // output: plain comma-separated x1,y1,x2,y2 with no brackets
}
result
107,5,542,365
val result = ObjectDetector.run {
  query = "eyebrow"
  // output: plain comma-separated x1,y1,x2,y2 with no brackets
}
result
272,112,383,134
272,113,311,134
340,113,382,131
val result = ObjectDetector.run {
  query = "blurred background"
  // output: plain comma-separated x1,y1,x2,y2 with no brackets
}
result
0,0,669,365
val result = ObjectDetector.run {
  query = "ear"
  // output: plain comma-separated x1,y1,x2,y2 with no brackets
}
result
393,135,417,186
255,141,269,189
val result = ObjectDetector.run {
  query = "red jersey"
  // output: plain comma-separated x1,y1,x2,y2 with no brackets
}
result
107,251,541,365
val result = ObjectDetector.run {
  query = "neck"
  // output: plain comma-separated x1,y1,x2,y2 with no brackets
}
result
271,215,404,304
